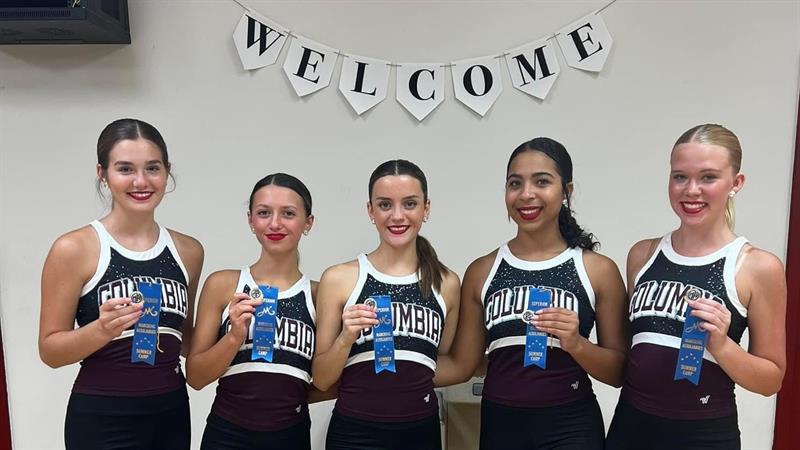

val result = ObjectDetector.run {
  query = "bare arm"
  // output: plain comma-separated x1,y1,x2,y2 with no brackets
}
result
186,271,260,390
311,263,376,391
555,252,628,387
170,230,204,358
39,228,143,368
434,255,492,387
435,270,461,355
696,248,786,395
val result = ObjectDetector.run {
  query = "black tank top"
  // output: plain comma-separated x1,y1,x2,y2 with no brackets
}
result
335,254,447,422
622,233,748,419
211,267,315,431
73,220,189,396
482,243,596,407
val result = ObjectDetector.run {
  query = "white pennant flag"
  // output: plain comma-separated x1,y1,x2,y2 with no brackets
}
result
232,12,289,70
505,38,560,100
282,35,339,97
339,54,390,115
396,63,445,121
451,56,503,117
556,12,613,72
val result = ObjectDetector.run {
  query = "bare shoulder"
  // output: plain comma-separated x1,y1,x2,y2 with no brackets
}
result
739,245,785,284
582,249,619,271
48,225,99,266
167,229,204,261
204,269,240,290
319,260,359,297
627,238,660,268
440,268,461,300
463,249,498,286
200,269,240,306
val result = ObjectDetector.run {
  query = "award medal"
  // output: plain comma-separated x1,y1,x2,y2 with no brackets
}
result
251,285,279,362
523,286,551,369
131,282,162,365
371,295,396,373
674,288,707,385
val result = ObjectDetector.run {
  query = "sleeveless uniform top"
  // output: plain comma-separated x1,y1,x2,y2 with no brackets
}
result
482,244,596,407
335,254,447,422
622,233,749,419
210,267,315,432
73,220,189,396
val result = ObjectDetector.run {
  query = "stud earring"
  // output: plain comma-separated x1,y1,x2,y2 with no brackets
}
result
370,218,375,224
728,190,736,198
303,230,309,236
562,198,568,206
250,227,255,233
423,216,429,223
101,179,108,188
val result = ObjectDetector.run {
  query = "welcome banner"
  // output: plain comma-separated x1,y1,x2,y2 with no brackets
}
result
232,2,615,120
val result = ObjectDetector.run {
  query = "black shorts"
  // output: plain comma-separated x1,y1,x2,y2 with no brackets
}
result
326,410,441,450
479,395,605,450
606,399,740,450
64,387,190,450
200,412,311,450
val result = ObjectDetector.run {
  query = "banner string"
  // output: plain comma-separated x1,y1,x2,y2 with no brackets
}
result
231,0,617,69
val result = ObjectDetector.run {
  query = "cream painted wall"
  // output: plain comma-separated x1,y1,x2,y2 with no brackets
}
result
1,1,798,449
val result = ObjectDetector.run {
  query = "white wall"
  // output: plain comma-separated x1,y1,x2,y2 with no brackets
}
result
1,1,798,449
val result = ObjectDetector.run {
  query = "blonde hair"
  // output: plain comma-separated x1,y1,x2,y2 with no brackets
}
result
673,124,742,230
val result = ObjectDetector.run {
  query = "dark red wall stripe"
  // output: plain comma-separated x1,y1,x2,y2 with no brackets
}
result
0,326,11,450
773,93,800,449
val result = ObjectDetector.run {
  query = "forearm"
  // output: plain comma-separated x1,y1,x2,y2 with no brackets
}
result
308,382,338,403
433,354,477,387
186,334,241,390
312,334,352,391
567,337,626,387
714,339,784,395
39,322,113,368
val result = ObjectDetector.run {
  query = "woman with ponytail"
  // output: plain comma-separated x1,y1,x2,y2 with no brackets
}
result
606,125,786,450
434,137,628,450
313,160,460,450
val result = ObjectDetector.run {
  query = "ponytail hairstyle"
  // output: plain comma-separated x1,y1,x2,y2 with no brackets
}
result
368,160,447,297
507,138,599,251
672,124,742,230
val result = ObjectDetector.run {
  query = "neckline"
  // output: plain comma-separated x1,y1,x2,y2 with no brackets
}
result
244,266,307,299
661,232,745,266
500,243,575,270
359,254,419,284
93,220,165,259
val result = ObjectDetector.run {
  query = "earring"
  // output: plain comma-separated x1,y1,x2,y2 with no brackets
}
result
562,198,568,206
370,218,375,224
250,227,255,233
423,216,429,223
728,190,736,198
101,179,108,188
303,230,309,236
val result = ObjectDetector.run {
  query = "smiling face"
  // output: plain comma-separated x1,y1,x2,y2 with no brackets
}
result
367,174,429,249
669,142,744,228
505,150,568,233
248,185,313,254
97,138,168,214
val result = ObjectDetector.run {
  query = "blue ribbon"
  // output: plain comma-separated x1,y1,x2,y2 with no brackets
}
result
674,305,707,385
523,286,551,369
372,295,396,374
131,282,162,365
251,285,279,362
